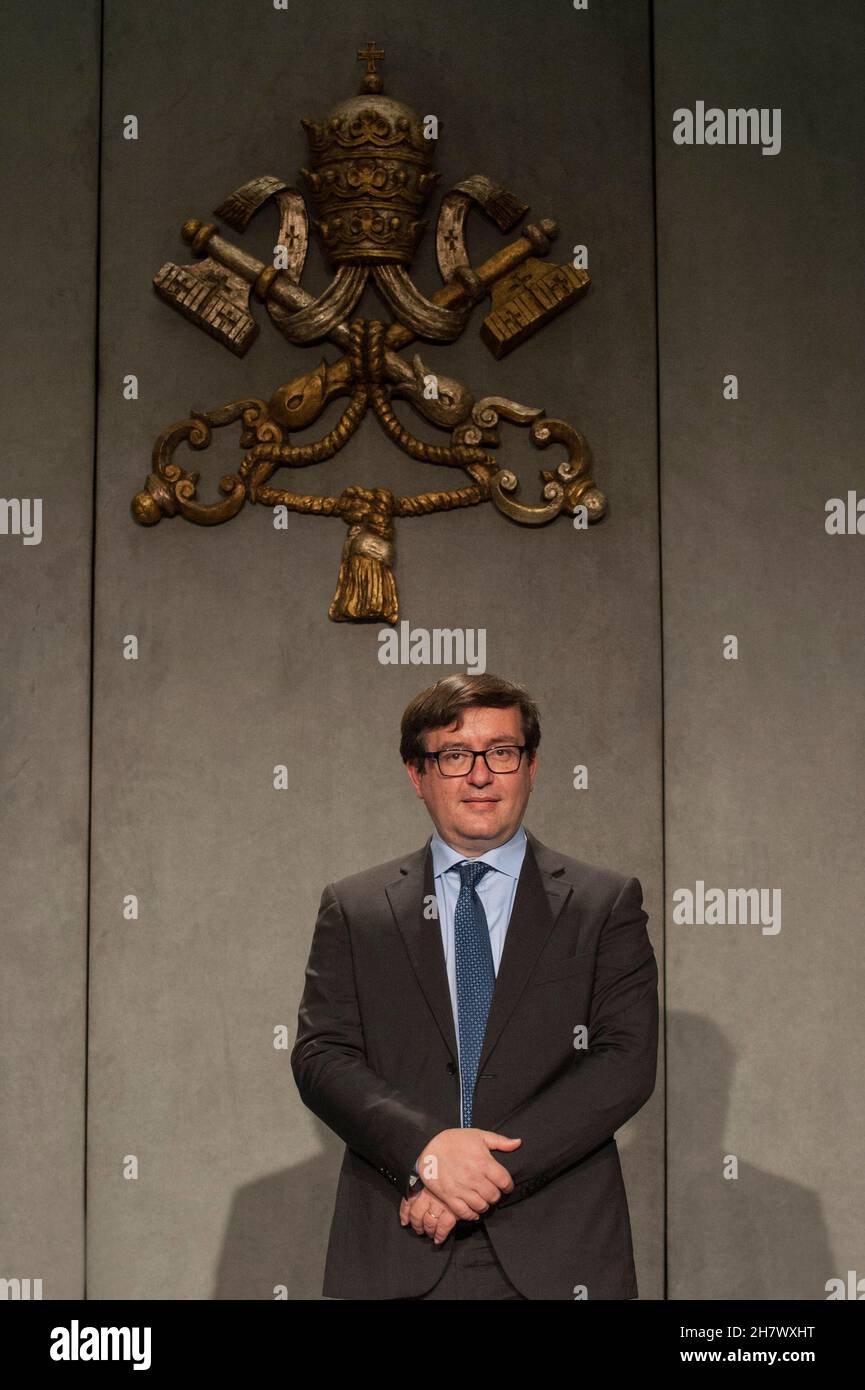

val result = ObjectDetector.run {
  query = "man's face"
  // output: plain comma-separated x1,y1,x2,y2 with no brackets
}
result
406,704,537,855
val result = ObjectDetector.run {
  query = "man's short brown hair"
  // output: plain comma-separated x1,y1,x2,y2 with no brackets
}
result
400,673,541,773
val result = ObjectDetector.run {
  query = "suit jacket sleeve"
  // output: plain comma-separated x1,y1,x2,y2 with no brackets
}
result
492,875,658,1206
291,882,451,1200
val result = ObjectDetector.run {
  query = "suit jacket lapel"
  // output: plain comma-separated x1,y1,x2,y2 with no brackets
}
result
385,837,459,1062
477,829,572,1075
385,827,574,1073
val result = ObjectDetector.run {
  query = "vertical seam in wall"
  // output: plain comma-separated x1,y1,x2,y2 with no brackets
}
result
647,0,668,1304
84,0,106,1303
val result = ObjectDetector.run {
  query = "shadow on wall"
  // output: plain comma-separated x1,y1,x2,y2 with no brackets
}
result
667,1011,834,1300
211,1012,835,1300
211,1114,341,1300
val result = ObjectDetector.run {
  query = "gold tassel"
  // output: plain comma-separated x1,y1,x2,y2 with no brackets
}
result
329,491,398,622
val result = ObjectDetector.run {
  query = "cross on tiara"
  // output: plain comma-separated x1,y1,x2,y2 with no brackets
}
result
357,41,385,78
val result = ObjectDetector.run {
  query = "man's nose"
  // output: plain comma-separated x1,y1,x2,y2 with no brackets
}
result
467,756,493,784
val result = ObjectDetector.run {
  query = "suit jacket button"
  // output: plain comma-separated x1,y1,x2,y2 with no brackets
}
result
446,1062,457,1074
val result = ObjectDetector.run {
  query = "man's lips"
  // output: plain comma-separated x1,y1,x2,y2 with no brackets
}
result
462,797,500,805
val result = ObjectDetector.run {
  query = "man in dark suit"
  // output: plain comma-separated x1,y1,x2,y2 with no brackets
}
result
291,672,658,1299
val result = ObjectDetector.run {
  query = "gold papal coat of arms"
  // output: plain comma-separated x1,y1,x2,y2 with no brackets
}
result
131,43,606,623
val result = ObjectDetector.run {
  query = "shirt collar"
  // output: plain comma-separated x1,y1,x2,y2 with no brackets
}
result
430,822,527,882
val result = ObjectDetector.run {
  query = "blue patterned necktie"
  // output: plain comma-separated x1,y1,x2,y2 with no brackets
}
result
452,860,495,1127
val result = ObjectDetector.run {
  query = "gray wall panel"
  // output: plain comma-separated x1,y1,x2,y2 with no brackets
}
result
0,2,100,1299
655,0,864,1298
88,0,662,1297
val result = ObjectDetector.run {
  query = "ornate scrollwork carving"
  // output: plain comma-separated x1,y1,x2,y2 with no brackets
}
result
134,43,608,622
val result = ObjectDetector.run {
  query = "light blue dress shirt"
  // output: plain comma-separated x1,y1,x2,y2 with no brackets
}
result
410,823,528,1182
429,821,528,1062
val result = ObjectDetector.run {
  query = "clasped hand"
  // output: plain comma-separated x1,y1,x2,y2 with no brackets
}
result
398,1127,521,1243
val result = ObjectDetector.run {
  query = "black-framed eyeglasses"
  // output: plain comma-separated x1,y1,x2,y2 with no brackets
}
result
423,745,528,777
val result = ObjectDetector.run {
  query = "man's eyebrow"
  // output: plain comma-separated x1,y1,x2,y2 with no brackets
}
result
435,738,519,749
